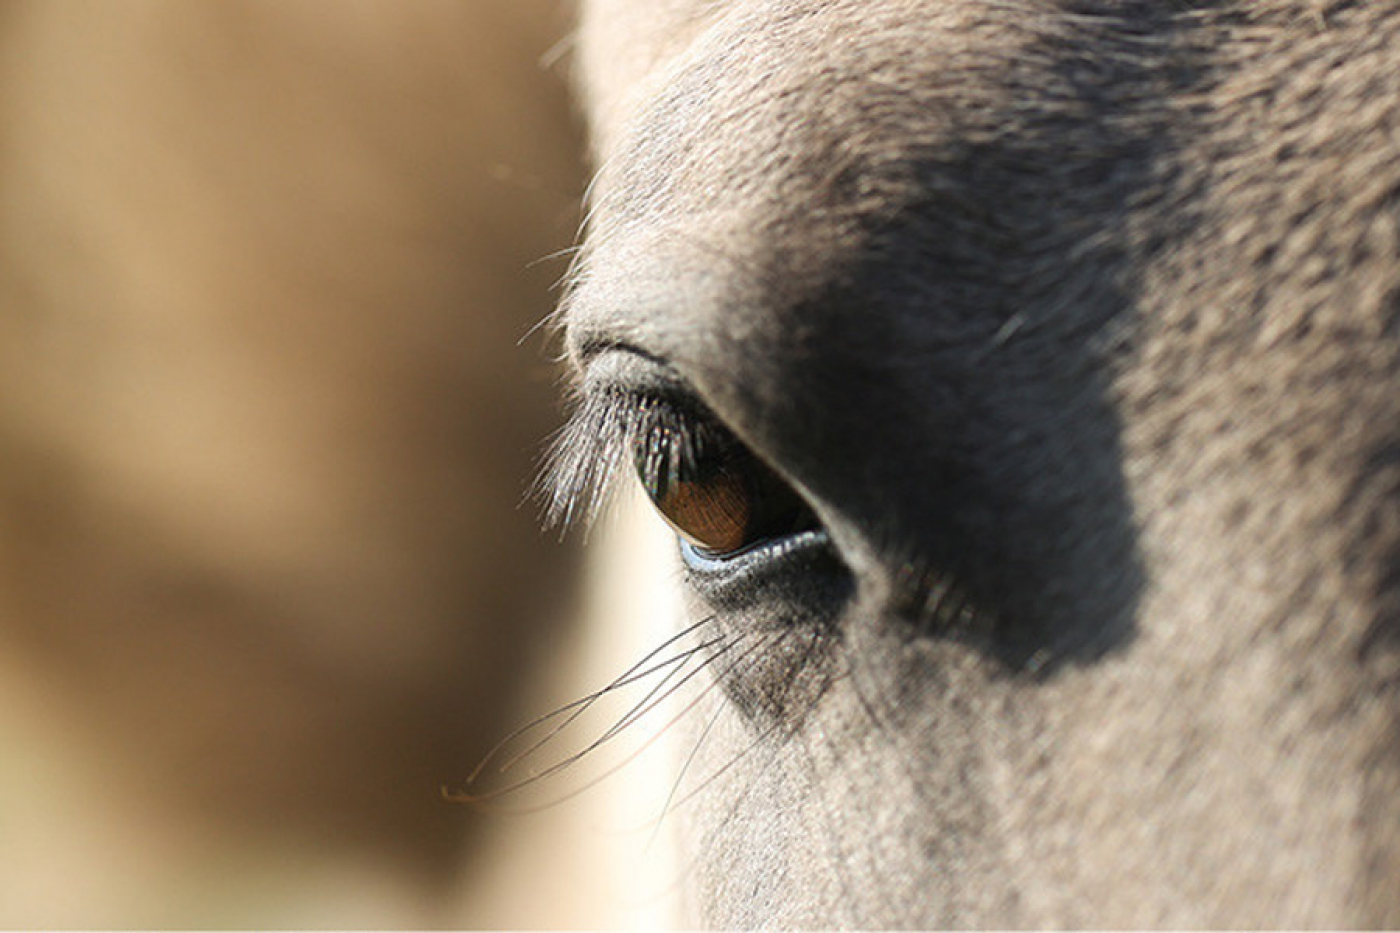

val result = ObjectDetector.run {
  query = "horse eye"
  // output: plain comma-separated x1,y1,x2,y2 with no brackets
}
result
638,440,818,557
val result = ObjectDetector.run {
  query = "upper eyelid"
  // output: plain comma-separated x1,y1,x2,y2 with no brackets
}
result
577,342,692,398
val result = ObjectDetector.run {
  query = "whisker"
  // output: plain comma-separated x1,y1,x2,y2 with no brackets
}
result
653,626,814,818
465,616,715,784
489,635,720,780
644,683,727,853
497,626,768,810
618,621,808,841
525,244,583,272
533,631,745,779
643,626,818,894
447,621,743,807
590,634,727,748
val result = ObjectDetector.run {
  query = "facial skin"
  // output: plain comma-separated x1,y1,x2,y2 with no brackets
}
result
559,1,1400,926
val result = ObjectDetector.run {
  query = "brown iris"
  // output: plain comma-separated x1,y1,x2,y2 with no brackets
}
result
639,440,816,557
651,458,753,553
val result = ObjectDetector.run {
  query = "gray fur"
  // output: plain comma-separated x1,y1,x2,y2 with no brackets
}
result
562,1,1400,926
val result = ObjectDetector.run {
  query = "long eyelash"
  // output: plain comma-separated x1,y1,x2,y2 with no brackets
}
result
537,385,732,532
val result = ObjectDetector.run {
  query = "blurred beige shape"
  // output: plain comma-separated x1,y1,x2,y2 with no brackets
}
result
455,489,686,930
0,1,618,925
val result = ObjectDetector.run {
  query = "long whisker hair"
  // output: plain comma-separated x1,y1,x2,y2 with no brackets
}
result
445,614,746,811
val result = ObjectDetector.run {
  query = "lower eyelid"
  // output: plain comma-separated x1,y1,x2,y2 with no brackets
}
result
680,528,832,573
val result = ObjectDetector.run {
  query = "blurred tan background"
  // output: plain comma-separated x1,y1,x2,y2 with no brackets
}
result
0,1,668,926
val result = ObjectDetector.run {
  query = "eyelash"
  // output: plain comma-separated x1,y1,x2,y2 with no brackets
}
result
538,385,734,533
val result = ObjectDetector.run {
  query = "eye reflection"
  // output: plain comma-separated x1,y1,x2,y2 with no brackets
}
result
651,455,752,553
636,436,819,558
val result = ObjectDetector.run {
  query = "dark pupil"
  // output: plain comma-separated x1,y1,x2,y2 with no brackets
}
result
641,443,814,556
